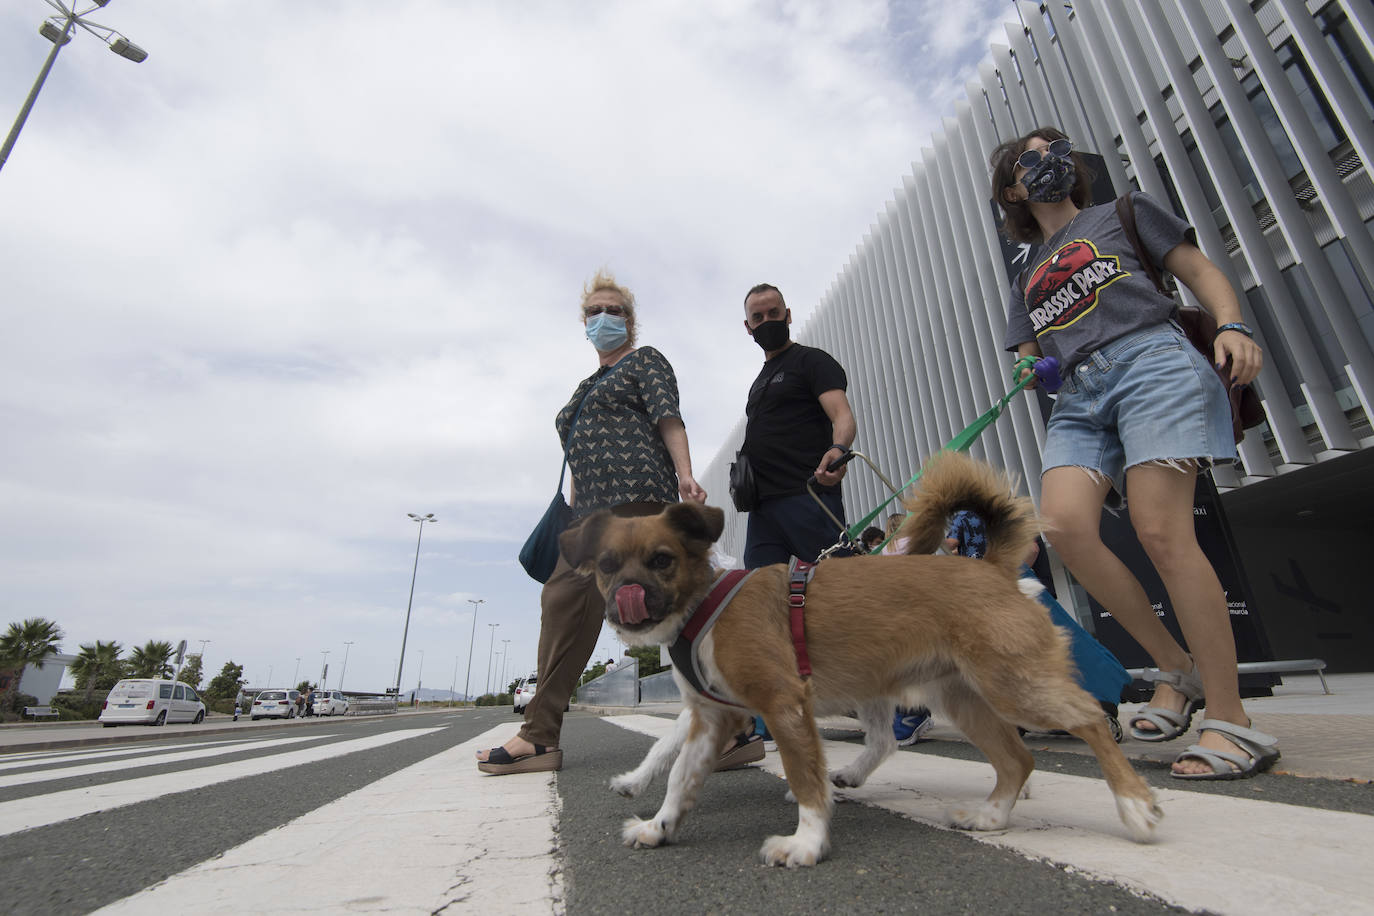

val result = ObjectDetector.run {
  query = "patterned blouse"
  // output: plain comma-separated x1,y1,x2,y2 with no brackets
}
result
555,346,682,516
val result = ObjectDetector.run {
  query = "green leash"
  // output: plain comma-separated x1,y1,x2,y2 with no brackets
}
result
856,356,1038,553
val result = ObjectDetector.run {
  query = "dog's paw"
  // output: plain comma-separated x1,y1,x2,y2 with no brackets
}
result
621,816,672,849
759,833,828,868
609,771,648,798
1115,793,1163,843
829,767,867,789
1020,777,1032,800
947,798,1014,832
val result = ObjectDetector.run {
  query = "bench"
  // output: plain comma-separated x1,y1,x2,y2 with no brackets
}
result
1127,659,1330,695
23,705,59,720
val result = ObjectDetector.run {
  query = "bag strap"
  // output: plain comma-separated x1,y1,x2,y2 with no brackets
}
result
556,355,632,491
1115,193,1171,296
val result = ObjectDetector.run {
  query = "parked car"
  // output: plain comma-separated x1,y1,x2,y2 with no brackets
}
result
313,690,349,716
513,674,538,713
251,689,301,720
99,679,207,727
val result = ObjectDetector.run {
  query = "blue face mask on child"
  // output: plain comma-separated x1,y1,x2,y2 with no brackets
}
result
585,313,629,352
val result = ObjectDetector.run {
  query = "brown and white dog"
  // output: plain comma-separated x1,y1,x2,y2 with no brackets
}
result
559,452,1161,867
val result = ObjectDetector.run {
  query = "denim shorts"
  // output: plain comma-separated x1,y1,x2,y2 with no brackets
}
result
1042,322,1236,500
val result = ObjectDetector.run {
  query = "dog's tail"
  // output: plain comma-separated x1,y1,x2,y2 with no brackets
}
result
895,451,1040,574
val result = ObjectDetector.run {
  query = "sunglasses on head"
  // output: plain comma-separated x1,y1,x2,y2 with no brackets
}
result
1016,138,1073,170
584,304,626,317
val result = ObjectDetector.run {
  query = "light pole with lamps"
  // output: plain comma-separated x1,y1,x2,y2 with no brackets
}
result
484,623,500,695
338,641,353,692
319,650,330,690
500,639,510,693
292,657,301,690
462,598,484,702
2,0,149,174
396,513,435,695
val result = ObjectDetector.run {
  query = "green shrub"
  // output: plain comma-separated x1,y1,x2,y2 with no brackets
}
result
50,692,103,720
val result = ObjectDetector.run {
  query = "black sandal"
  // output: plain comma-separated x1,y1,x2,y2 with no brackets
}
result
477,743,563,775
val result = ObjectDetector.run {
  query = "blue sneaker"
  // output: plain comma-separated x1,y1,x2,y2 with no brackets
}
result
753,715,772,741
893,708,932,746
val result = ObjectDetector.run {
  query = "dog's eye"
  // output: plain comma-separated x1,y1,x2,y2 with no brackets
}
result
647,552,674,570
598,556,620,575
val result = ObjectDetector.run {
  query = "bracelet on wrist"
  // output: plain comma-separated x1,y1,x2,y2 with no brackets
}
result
1213,322,1254,344
829,444,850,455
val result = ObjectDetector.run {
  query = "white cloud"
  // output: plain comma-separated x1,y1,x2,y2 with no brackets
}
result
1,0,1014,694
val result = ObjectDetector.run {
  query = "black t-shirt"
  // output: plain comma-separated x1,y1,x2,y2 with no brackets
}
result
741,343,847,500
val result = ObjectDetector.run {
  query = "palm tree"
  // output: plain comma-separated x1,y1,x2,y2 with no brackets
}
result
71,641,124,702
0,617,65,710
128,640,175,680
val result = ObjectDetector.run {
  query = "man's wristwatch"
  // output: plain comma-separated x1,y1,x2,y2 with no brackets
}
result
1213,322,1254,344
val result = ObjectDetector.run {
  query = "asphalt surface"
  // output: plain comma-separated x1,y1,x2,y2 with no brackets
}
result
0,713,486,915
3,708,1371,914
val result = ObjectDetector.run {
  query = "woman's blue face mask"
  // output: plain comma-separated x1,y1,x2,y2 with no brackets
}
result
585,312,628,351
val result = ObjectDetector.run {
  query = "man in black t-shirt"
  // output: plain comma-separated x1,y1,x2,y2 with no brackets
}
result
740,283,857,568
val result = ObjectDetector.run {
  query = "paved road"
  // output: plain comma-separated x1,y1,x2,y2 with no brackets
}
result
1,709,1371,914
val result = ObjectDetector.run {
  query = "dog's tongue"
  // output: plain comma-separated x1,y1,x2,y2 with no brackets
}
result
615,584,648,625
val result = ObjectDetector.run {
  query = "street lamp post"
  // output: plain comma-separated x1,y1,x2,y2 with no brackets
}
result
319,650,330,690
2,0,150,174
416,649,425,702
396,513,435,695
449,654,460,707
338,641,353,692
292,657,301,690
484,623,500,696
501,639,510,693
462,598,484,703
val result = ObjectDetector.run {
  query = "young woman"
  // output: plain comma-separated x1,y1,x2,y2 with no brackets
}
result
991,127,1276,779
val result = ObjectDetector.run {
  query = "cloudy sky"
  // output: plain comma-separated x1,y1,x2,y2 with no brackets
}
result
1,0,1022,697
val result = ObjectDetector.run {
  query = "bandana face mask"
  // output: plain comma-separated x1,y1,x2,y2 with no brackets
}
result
1019,154,1077,203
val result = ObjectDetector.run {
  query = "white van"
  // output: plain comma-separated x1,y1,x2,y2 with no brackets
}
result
99,679,207,727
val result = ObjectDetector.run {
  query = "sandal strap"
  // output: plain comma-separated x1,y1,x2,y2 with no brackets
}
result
1175,743,1249,774
1141,665,1204,700
1195,718,1278,752
1128,706,1190,731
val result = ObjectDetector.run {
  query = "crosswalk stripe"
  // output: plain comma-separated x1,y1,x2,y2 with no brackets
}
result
0,727,445,838
94,725,563,915
606,715,1374,916
0,734,330,789
0,737,256,770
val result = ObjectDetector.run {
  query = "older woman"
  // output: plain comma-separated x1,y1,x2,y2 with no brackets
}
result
478,270,707,775
990,127,1275,780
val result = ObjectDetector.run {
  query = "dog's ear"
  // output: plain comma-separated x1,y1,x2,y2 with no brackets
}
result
559,510,613,571
661,502,725,548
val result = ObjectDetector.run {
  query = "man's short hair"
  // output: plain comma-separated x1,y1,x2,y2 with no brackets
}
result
743,283,785,308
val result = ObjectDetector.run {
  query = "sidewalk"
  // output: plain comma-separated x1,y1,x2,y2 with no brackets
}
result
578,672,1374,783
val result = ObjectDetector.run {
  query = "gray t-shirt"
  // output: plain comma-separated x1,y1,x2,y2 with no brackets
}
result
1003,191,1195,371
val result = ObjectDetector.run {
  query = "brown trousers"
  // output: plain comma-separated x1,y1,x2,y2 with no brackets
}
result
519,501,666,748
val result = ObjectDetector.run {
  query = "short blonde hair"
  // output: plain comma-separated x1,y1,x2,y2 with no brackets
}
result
580,269,638,346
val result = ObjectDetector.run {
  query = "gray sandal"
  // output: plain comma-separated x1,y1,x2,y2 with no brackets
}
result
1128,664,1205,742
1171,719,1280,780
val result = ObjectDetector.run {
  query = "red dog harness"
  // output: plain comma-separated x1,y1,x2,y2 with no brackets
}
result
667,559,816,706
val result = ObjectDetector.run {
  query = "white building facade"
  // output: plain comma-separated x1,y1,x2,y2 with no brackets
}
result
701,0,1374,670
